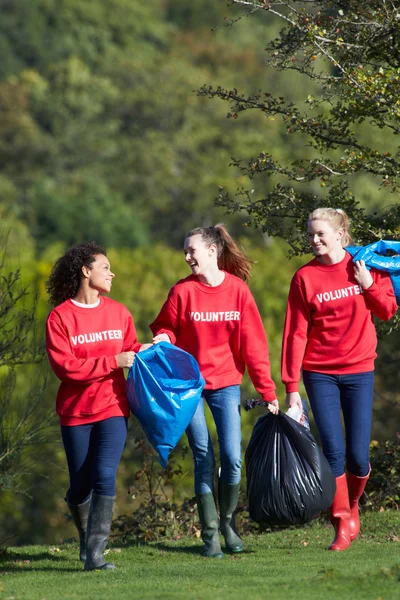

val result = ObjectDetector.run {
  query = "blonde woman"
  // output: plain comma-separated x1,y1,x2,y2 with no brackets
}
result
282,208,397,551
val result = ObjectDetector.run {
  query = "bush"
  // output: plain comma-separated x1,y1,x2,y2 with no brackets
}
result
112,433,400,543
365,436,400,511
112,439,200,543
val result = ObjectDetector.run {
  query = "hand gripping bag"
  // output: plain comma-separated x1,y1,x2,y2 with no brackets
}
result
346,241,400,304
245,411,336,526
127,342,205,468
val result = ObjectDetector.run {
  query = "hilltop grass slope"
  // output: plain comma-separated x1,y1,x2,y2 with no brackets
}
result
0,511,399,600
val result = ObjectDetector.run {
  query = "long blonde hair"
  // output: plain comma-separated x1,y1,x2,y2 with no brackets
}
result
308,208,354,247
186,223,252,282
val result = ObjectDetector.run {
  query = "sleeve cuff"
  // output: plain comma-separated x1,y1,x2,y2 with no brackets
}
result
158,330,176,345
363,281,379,295
261,390,278,402
109,355,118,371
285,383,299,393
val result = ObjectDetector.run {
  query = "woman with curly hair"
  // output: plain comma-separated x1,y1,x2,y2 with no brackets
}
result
46,242,148,571
150,224,279,558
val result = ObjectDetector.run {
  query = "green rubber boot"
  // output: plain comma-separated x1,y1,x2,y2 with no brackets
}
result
219,482,244,553
197,493,224,558
84,494,117,571
66,494,91,562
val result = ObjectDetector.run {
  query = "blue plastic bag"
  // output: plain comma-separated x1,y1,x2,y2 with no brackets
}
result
127,342,205,467
346,240,400,304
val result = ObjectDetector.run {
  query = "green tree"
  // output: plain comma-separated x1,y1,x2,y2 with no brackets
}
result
0,0,169,79
198,0,399,329
165,0,236,30
0,0,308,250
0,234,52,495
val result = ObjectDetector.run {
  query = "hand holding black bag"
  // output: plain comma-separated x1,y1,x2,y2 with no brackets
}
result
245,411,336,526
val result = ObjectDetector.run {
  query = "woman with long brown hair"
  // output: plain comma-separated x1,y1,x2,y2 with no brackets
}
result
151,224,279,558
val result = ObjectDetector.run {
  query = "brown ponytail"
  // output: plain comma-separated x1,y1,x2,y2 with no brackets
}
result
185,223,252,282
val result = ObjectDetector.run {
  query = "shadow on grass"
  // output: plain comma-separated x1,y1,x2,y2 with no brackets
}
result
152,542,256,557
154,543,203,556
110,539,205,557
0,548,84,572
1,550,70,562
0,565,84,573
113,536,257,556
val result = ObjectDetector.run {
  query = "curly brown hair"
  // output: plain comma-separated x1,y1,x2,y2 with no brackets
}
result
46,242,106,306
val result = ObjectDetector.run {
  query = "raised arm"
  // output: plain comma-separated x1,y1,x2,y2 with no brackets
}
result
355,265,398,321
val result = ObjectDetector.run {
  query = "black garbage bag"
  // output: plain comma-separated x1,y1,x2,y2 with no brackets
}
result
245,411,336,526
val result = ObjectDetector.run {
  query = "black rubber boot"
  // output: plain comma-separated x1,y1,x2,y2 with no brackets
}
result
84,494,116,571
219,481,244,553
66,494,91,562
197,493,224,558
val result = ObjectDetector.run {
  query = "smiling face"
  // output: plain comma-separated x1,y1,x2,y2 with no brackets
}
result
183,234,217,277
308,219,344,259
82,254,115,294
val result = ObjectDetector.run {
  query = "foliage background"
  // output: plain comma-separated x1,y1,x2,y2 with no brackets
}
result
0,0,398,545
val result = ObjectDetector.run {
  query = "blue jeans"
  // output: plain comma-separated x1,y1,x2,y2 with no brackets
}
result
61,417,128,504
303,370,374,478
186,385,241,495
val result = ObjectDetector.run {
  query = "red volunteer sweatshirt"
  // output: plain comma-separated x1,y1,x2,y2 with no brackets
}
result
150,272,276,402
282,252,397,393
46,296,141,425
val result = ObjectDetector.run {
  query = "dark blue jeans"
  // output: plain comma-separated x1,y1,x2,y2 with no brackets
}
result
61,416,128,505
186,385,242,495
303,370,374,478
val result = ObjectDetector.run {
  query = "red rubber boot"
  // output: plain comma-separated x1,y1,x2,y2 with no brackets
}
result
329,474,351,551
347,469,370,541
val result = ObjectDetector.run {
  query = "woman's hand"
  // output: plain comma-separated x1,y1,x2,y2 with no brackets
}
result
139,343,152,352
266,399,279,414
115,351,135,368
285,391,303,411
152,333,171,344
353,260,373,290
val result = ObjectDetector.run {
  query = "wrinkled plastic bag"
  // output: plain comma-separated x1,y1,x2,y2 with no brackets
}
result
245,411,336,526
245,397,310,430
286,397,310,430
346,241,400,304
127,342,205,467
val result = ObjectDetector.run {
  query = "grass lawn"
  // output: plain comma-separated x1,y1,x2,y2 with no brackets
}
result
0,512,399,600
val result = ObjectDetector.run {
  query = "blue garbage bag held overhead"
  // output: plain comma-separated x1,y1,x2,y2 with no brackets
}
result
346,240,400,304
127,342,205,467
